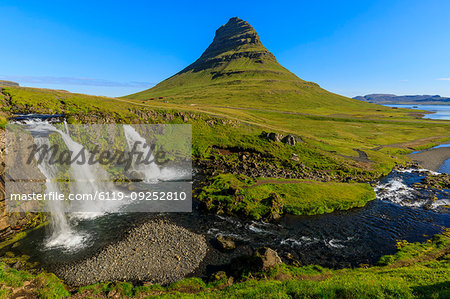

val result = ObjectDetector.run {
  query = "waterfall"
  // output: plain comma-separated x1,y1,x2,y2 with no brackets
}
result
17,121,189,251
55,124,121,217
123,125,161,182
123,125,191,182
26,120,86,250
24,120,120,250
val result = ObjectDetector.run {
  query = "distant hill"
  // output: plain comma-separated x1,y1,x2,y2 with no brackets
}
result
354,94,450,105
125,17,384,114
0,80,19,87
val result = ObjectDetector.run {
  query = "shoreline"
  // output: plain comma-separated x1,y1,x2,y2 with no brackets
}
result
408,146,450,172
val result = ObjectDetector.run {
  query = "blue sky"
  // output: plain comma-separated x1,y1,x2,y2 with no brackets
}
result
1,0,449,98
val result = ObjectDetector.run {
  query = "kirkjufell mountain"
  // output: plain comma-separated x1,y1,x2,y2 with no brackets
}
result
126,17,380,113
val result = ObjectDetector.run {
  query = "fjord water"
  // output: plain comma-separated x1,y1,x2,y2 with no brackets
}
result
386,104,450,120
6,119,449,271
386,104,450,173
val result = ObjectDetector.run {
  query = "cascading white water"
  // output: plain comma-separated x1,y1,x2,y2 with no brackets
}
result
374,174,450,209
26,120,87,250
123,125,161,182
123,125,192,182
19,121,189,251
24,120,122,250
56,125,122,217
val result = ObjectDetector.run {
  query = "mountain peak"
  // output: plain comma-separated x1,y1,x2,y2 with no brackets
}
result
179,17,272,73
128,17,367,114
207,17,261,52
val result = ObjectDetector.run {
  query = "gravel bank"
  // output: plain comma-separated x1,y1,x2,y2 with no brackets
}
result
409,147,450,172
54,219,207,286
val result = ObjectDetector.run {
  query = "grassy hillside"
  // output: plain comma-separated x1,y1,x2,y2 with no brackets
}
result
2,85,449,176
2,85,449,218
1,87,450,172
125,18,391,115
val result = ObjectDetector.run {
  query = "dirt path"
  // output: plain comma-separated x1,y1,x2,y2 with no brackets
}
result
338,149,372,163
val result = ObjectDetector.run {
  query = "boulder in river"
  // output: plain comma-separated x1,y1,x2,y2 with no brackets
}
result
266,193,283,221
216,235,236,251
254,247,282,270
229,247,282,276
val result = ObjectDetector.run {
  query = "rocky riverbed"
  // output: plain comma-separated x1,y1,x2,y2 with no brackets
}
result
53,219,207,286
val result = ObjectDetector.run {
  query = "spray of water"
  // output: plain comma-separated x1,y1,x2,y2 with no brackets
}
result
122,125,161,182
26,120,87,250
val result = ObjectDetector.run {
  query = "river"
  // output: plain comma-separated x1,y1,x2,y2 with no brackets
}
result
2,113,449,281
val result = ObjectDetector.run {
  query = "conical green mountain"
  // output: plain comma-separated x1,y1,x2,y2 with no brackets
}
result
126,17,376,113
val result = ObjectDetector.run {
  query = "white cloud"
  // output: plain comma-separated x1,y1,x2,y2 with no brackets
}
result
437,78,450,81
400,79,408,82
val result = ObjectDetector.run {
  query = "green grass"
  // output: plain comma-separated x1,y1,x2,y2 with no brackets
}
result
0,116,6,129
0,262,69,299
2,86,449,179
198,173,376,219
0,262,34,288
34,273,70,299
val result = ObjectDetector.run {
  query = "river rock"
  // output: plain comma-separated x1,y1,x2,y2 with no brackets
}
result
216,235,236,251
254,247,282,270
229,247,282,276
210,270,227,282
266,193,283,221
128,170,144,181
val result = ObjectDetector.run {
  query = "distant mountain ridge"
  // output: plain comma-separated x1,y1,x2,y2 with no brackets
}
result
0,80,19,87
354,94,450,105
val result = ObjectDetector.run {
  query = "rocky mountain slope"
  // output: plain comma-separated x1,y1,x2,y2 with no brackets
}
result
125,18,383,114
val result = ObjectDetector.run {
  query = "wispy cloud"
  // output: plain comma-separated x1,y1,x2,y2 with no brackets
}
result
0,75,154,88
437,78,450,81
400,79,409,82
